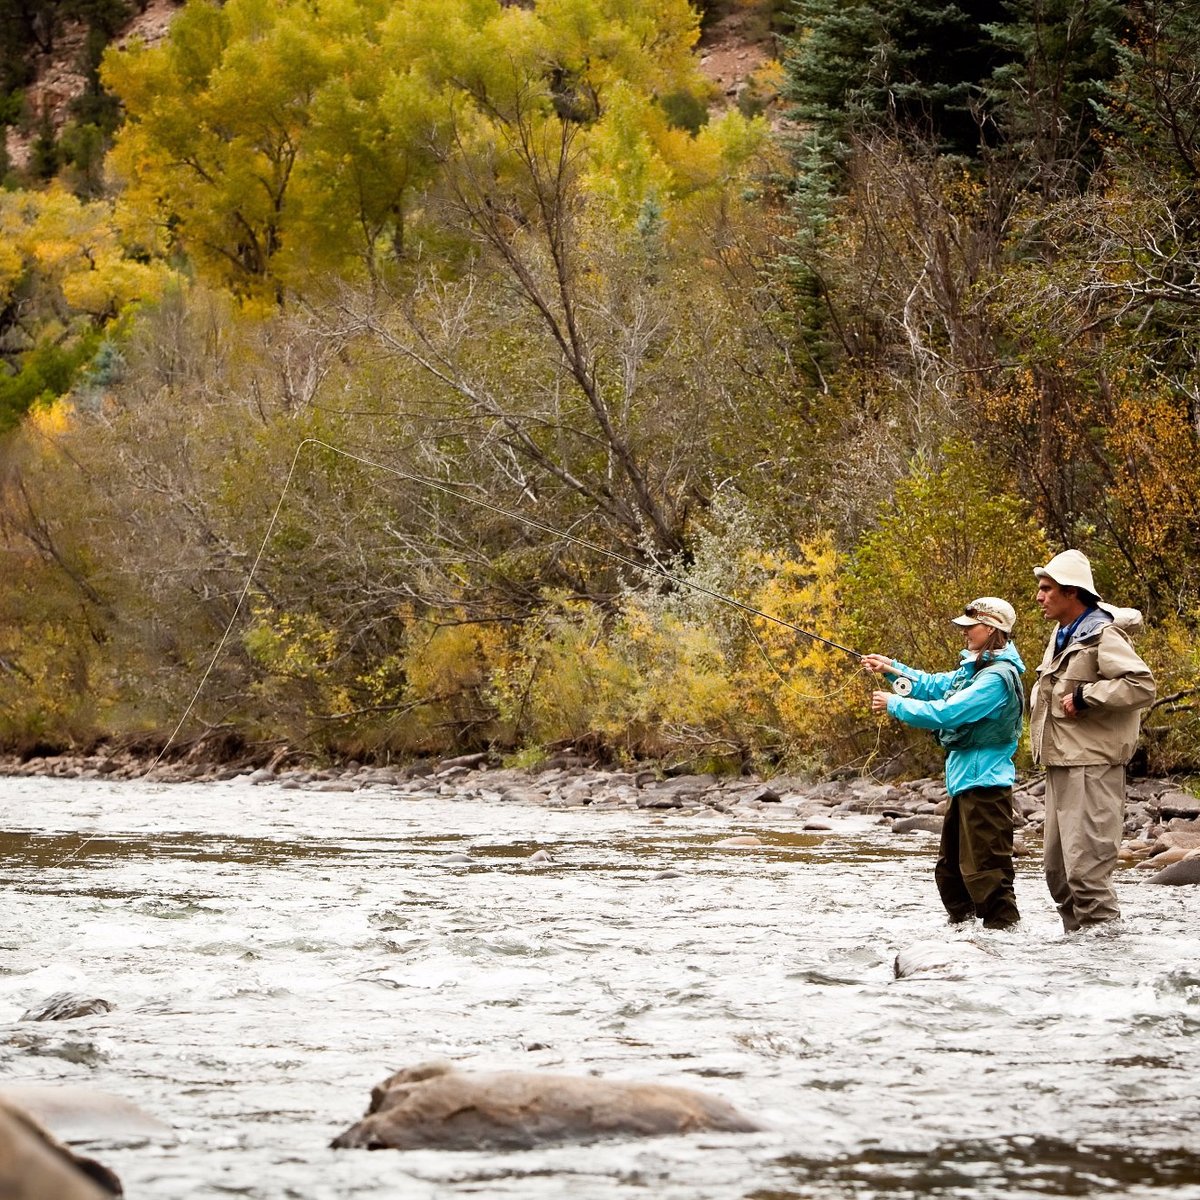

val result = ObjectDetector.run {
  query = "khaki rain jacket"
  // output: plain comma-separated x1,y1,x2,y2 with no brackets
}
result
1029,605,1156,767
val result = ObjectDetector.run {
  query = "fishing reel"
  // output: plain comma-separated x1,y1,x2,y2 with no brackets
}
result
891,675,913,697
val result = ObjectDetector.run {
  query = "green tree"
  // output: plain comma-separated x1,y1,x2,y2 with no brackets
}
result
102,0,732,297
985,0,1127,192
784,0,1013,158
0,185,177,424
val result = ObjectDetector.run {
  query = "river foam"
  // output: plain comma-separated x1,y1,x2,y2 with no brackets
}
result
1,775,1197,1198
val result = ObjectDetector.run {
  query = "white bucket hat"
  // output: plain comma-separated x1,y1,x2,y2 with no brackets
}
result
950,596,1016,634
1034,549,1099,597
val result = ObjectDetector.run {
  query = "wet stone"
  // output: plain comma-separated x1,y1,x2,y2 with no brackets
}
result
637,792,685,809
1126,779,1167,802
436,752,492,771
1148,856,1200,885
1014,792,1041,817
892,816,944,835
1156,790,1200,820
20,994,114,1023
1159,830,1200,851
725,784,781,805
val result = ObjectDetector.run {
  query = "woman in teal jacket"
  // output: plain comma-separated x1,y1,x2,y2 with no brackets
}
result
863,597,1025,930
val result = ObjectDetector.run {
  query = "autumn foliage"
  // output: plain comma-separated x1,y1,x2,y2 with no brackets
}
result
1,0,1197,774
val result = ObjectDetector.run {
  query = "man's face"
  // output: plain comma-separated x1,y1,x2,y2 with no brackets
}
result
1036,577,1075,625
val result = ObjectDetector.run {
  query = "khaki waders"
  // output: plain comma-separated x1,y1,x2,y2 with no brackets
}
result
1043,763,1125,930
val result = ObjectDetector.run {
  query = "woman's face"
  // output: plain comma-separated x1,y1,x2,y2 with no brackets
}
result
962,622,993,654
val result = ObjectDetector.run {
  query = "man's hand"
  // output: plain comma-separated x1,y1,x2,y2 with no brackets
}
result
1062,692,1079,718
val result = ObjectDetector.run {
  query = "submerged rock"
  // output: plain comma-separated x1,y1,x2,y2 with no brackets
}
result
0,1099,121,1198
20,993,113,1022
330,1060,761,1150
893,940,995,980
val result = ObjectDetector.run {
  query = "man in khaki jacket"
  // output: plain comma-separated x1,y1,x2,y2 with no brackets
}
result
1030,550,1155,931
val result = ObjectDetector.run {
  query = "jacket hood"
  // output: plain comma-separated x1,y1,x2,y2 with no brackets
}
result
1069,604,1145,643
1098,602,1144,636
960,640,1026,674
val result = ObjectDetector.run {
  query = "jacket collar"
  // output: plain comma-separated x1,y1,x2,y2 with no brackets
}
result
1044,606,1113,667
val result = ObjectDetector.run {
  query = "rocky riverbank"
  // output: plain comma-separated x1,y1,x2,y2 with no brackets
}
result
4,751,1199,880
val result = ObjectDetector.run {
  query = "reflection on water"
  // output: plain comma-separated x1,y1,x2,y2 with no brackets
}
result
761,1138,1200,1197
0,775,1198,1200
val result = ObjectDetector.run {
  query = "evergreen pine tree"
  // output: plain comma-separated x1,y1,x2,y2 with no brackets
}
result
29,111,60,180
784,0,887,158
1099,0,1200,182
985,0,1127,193
785,0,1013,157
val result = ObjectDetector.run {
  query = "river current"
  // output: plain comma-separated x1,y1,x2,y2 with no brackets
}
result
1,774,1198,1199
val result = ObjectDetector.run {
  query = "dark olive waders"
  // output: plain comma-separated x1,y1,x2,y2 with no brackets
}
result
937,784,1020,928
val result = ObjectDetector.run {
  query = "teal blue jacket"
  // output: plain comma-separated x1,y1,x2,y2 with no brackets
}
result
886,641,1026,796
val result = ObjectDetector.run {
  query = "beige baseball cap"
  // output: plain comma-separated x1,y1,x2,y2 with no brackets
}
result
951,596,1016,634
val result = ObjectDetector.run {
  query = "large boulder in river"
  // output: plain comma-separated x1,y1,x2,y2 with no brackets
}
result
0,1086,172,1144
330,1061,761,1150
0,1098,121,1198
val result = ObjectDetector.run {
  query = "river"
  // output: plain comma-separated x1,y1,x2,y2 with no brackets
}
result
1,774,1198,1199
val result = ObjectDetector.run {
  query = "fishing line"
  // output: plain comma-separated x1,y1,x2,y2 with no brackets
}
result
742,615,871,704
50,436,886,868
168,436,868,742
47,441,317,869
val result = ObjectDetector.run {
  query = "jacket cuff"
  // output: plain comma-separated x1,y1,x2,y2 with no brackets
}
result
1073,684,1090,711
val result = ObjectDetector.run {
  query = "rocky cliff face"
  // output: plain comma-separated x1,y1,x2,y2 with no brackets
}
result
5,0,177,172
